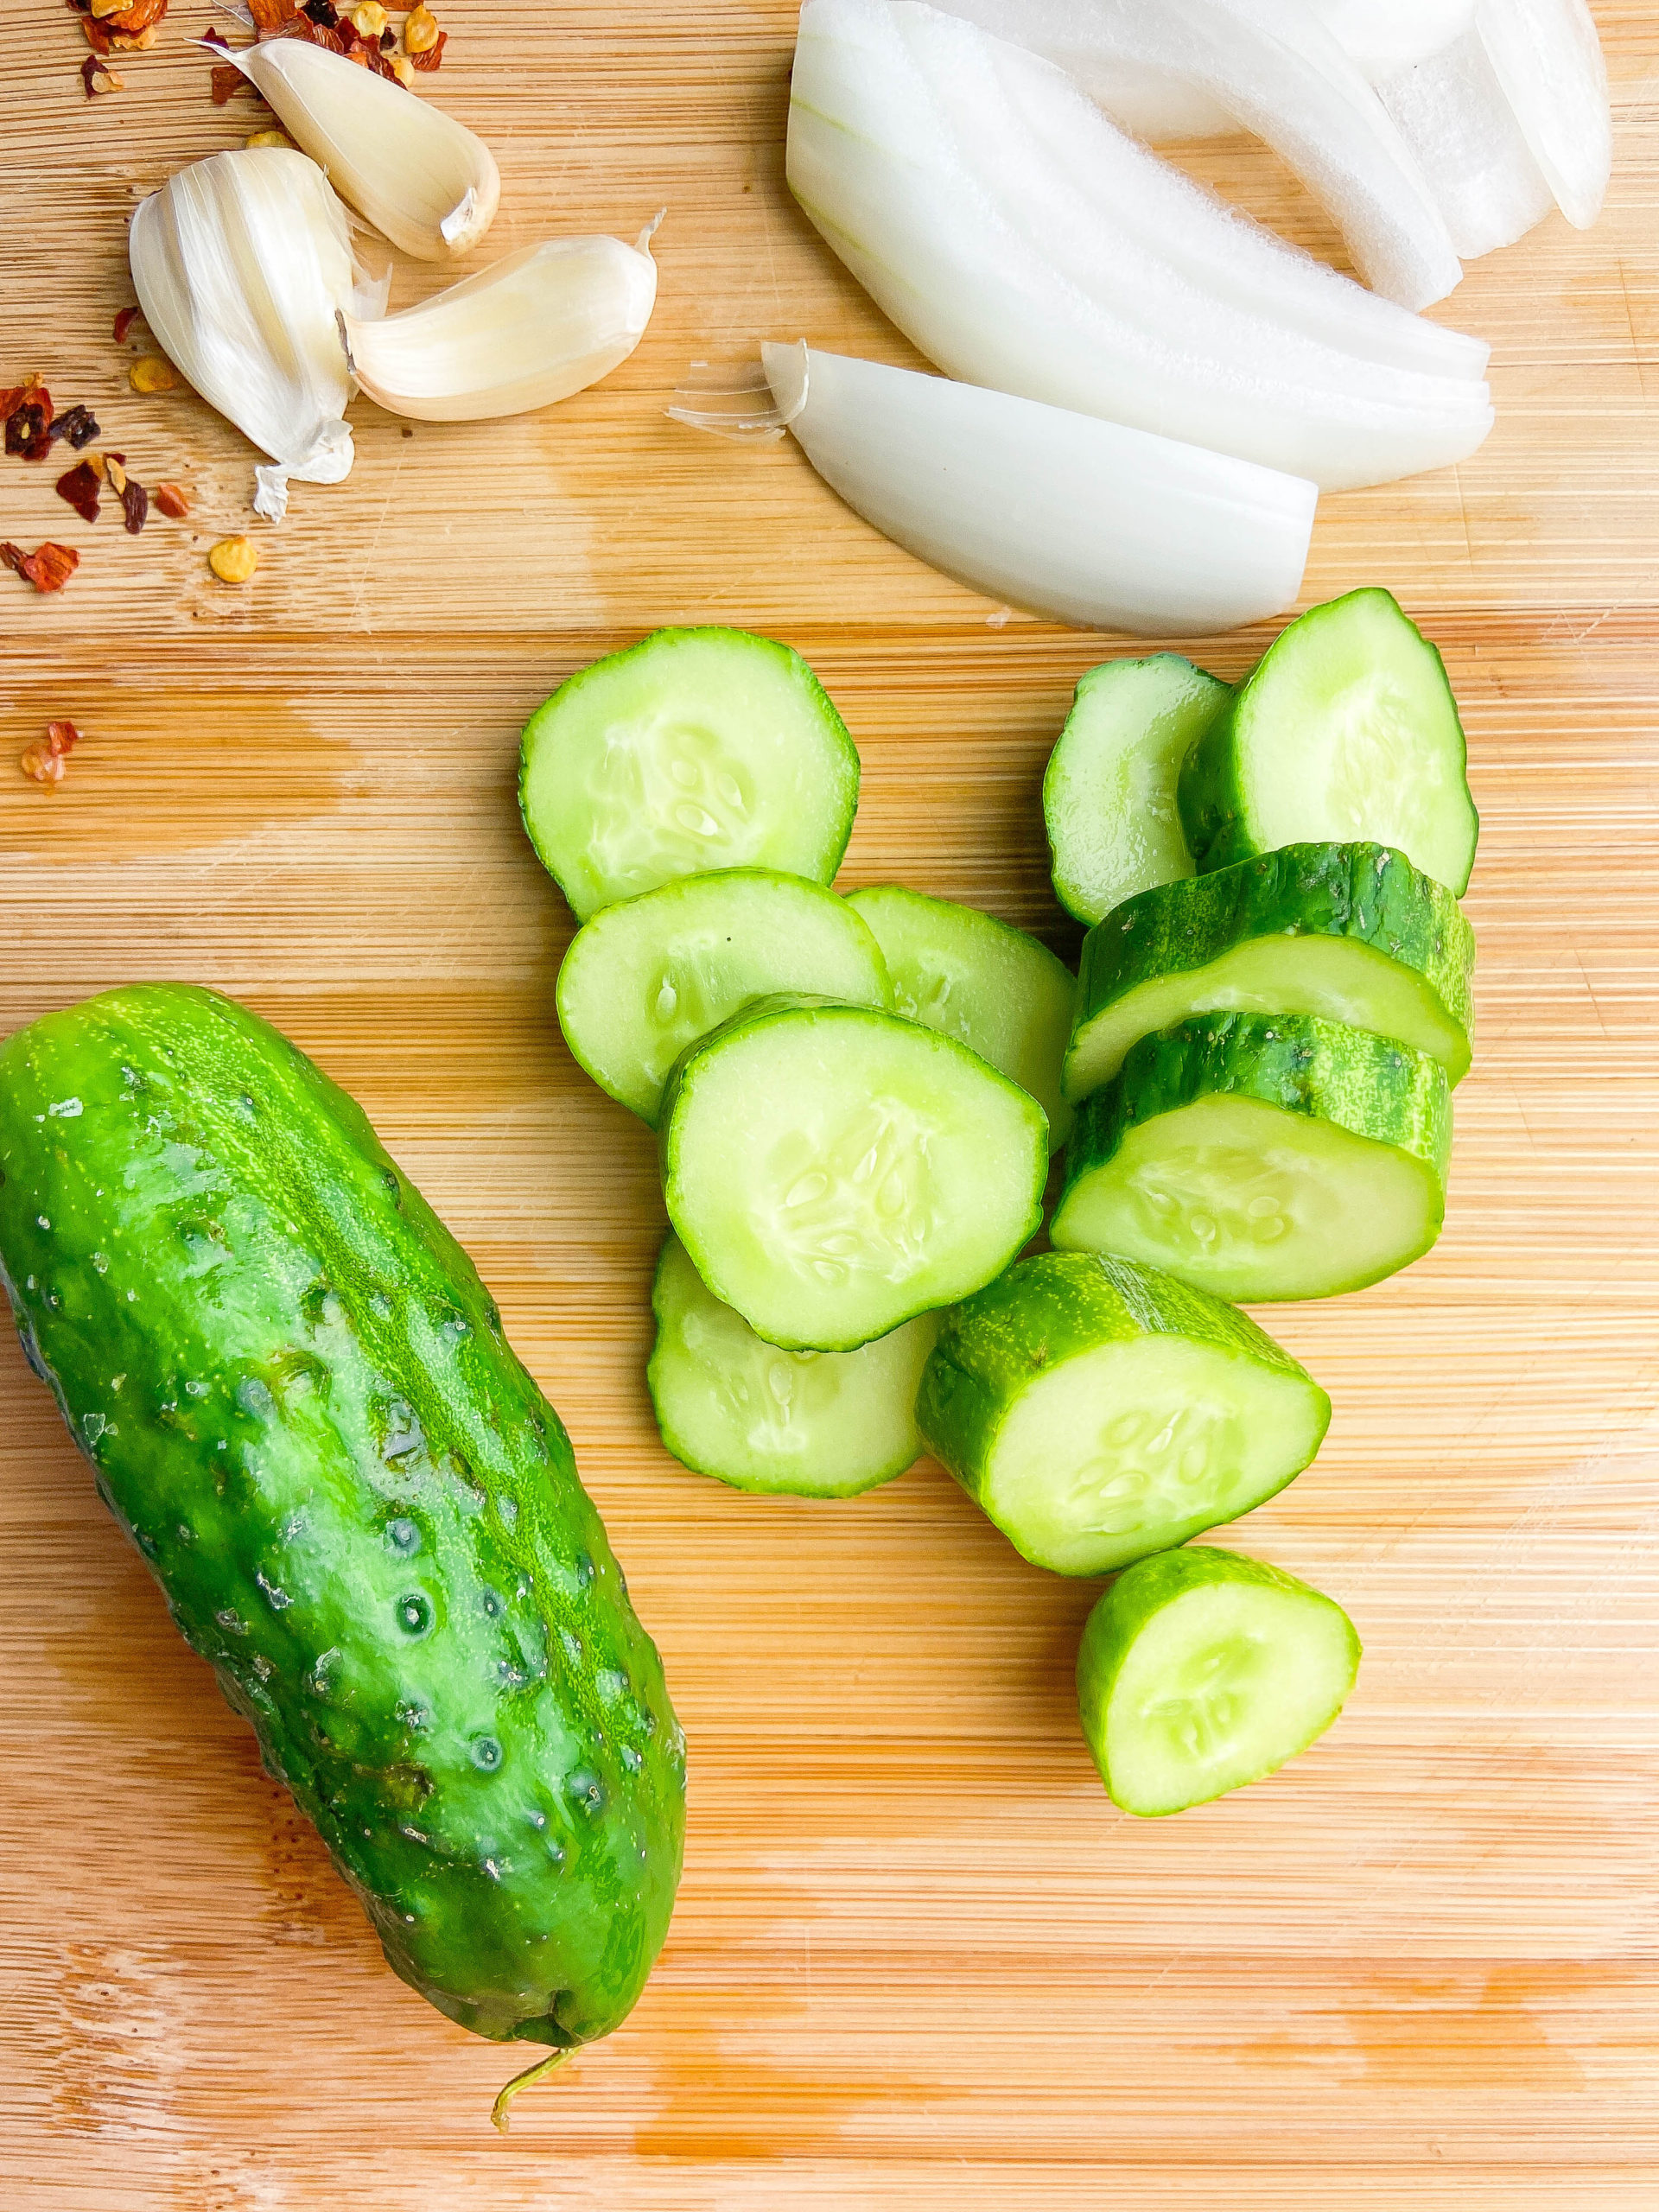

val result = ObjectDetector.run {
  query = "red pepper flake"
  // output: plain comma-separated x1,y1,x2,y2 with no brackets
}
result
5,390,54,461
155,480,190,518
212,60,258,104
200,23,229,48
48,404,101,450
302,0,339,23
410,28,447,72
112,304,140,346
250,0,302,33
20,721,82,787
2,542,80,593
55,460,102,523
119,475,149,535
81,52,125,93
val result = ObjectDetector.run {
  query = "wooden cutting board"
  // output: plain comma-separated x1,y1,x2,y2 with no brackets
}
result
3,7,1656,2205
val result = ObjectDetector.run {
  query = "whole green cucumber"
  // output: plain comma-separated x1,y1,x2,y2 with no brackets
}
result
0,985,683,2070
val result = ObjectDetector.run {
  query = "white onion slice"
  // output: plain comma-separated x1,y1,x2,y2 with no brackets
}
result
1370,24,1553,259
941,0,1461,309
787,0,1493,491
1310,0,1477,80
752,344,1316,636
1477,0,1611,232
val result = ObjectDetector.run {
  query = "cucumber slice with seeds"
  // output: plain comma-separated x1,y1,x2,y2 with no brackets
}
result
661,995,1047,1351
918,1252,1329,1577
558,869,893,1124
1064,842,1476,1105
1044,655,1229,925
519,627,861,922
1179,589,1479,896
1052,1011,1450,1300
847,883,1077,1148
649,1233,938,1496
1077,1546,1362,1817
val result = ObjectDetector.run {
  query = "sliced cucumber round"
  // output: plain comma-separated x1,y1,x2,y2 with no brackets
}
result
1052,1011,1450,1301
1178,589,1479,896
1077,1546,1362,1817
918,1251,1330,1577
1065,842,1477,1106
847,883,1077,1148
519,627,861,921
661,995,1047,1352
1044,655,1229,925
648,1233,938,1496
557,868,893,1125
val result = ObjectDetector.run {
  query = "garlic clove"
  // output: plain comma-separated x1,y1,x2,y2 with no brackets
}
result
129,147,362,518
340,228,659,423
231,36,499,260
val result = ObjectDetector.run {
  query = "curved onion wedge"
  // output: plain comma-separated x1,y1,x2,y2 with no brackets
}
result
341,231,658,423
231,35,499,260
941,0,1461,309
788,0,1493,491
1477,0,1611,232
744,344,1317,637
1369,23,1553,259
1311,0,1477,79
129,147,360,518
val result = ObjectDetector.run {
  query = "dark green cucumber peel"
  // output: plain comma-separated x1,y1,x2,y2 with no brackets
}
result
1065,842,1478,1102
0,986,684,2084
916,1250,1329,1575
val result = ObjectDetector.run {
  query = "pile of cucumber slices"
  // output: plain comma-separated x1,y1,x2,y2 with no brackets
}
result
518,588,1478,1821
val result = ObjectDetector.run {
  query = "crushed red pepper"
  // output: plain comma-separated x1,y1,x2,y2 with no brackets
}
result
410,25,444,69
155,481,190,518
81,51,124,93
48,404,101,449
212,60,257,104
119,474,149,534
2,543,80,593
20,721,82,787
55,460,102,523
5,388,54,461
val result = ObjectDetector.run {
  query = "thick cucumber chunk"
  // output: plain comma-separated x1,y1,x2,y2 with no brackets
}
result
1077,1547,1362,1816
1065,842,1477,1105
649,1233,937,1495
1052,1012,1450,1300
917,1252,1329,1576
847,883,1077,1147
519,627,861,921
1044,655,1229,925
661,995,1047,1351
558,868,893,1124
1178,589,1479,896
0,986,683,2054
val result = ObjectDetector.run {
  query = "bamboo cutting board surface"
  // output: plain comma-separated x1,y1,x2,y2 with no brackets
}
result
2,5,1657,2205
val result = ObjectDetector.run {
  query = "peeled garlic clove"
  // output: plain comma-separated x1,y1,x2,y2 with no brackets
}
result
232,36,499,260
129,147,362,519
340,229,659,423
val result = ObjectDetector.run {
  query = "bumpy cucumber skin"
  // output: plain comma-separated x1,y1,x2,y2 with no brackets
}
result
518,627,861,922
1043,655,1228,926
659,994,1048,1354
1077,1546,1362,1816
917,1251,1329,1571
1067,842,1478,1100
0,986,683,2051
1058,1010,1452,1234
1176,590,1478,896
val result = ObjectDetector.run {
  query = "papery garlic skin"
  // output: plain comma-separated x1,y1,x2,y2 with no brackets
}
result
759,342,1317,637
232,37,499,260
341,232,658,423
129,148,360,520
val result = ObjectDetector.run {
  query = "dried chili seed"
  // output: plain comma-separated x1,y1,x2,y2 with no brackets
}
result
209,536,258,584
130,356,181,395
403,3,438,52
81,52,125,93
5,393,54,462
2,542,80,593
105,455,128,493
55,461,102,524
351,1,386,34
155,481,190,518
48,404,100,450
112,304,140,346
245,128,294,148
388,50,414,85
409,24,445,71
119,476,149,535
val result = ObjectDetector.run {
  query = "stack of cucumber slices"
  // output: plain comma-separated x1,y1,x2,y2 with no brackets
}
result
518,588,1478,1822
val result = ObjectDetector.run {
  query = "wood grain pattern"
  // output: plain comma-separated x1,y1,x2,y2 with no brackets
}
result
2,4,1656,2204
